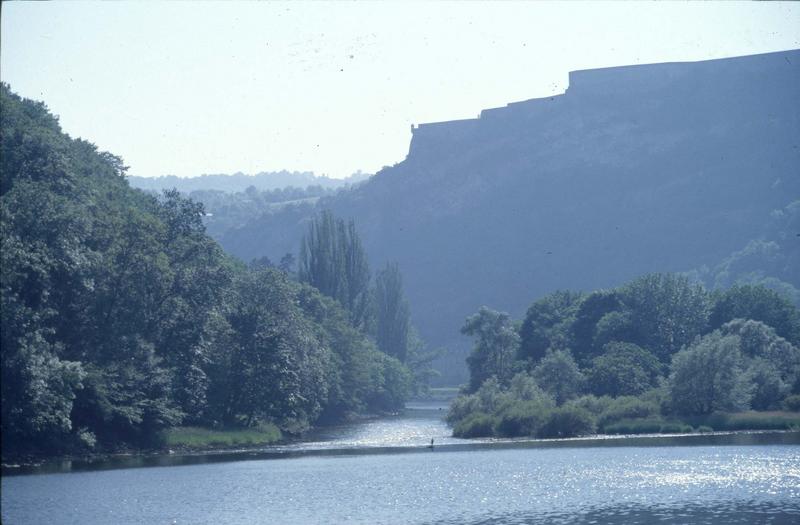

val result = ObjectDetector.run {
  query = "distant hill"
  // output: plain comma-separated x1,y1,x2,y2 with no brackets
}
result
209,50,800,384
128,170,370,193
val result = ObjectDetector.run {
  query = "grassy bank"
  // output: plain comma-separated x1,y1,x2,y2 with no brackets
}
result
163,423,282,450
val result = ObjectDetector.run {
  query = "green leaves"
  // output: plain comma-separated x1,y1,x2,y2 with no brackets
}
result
299,210,372,329
668,332,753,415
2,83,414,456
462,307,519,392
375,262,411,363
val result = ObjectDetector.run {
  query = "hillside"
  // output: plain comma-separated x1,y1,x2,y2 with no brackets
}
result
209,51,800,384
0,84,410,458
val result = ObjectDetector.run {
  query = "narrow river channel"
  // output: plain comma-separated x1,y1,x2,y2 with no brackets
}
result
3,401,799,524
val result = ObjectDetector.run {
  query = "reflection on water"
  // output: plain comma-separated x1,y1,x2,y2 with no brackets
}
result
273,404,470,451
458,501,800,525
4,401,797,476
2,402,800,524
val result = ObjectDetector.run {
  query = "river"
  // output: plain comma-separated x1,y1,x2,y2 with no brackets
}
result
2,401,799,524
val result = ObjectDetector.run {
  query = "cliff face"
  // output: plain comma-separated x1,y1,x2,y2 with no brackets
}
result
222,50,800,383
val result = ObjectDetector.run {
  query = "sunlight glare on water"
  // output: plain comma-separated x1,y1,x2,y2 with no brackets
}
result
2,401,799,525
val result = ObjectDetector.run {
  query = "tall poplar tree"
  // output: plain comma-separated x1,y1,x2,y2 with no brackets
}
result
298,211,371,329
375,262,411,363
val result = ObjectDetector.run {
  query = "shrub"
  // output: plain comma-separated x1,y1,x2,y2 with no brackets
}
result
603,418,663,434
597,396,659,430
658,421,693,434
696,411,800,431
494,400,551,437
453,412,497,438
565,395,614,416
538,405,596,438
446,393,483,426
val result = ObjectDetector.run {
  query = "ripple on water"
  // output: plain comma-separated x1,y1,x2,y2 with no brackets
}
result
2,406,799,525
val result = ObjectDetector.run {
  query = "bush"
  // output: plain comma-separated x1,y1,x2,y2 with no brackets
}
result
784,394,800,412
597,396,659,430
494,400,551,437
694,411,800,431
658,421,693,434
446,393,482,426
603,418,663,434
538,405,596,438
565,395,613,416
453,412,497,438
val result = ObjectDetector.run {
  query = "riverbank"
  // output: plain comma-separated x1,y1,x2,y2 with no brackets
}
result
164,423,282,451
0,409,408,470
6,430,798,525
0,423,285,469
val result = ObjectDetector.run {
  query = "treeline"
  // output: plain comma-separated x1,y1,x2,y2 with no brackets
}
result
0,84,416,458
189,185,335,241
448,273,800,439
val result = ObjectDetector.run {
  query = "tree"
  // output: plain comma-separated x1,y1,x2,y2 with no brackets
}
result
279,253,295,273
668,331,753,415
532,349,585,405
620,273,710,362
374,262,411,363
298,210,371,329
570,290,623,363
0,84,413,458
747,358,790,411
591,310,635,351
587,342,662,398
225,269,330,429
518,290,583,363
295,282,409,419
720,318,800,407
0,324,85,453
710,284,800,345
462,307,519,392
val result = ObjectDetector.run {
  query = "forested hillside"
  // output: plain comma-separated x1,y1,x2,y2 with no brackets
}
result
0,85,411,459
212,50,800,384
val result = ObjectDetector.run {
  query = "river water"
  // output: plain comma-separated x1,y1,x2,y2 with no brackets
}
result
2,401,799,524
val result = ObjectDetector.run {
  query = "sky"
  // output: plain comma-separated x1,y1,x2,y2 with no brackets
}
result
2,2,799,179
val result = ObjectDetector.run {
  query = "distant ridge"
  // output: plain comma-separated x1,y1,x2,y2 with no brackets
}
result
207,50,800,384
128,170,370,193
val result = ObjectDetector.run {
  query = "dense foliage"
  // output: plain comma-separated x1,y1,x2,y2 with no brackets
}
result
298,210,439,389
448,273,800,438
0,85,410,458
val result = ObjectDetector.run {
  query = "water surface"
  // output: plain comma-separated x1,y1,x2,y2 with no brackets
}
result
3,401,799,524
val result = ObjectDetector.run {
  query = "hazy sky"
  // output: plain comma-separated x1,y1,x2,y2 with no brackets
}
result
2,2,799,179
